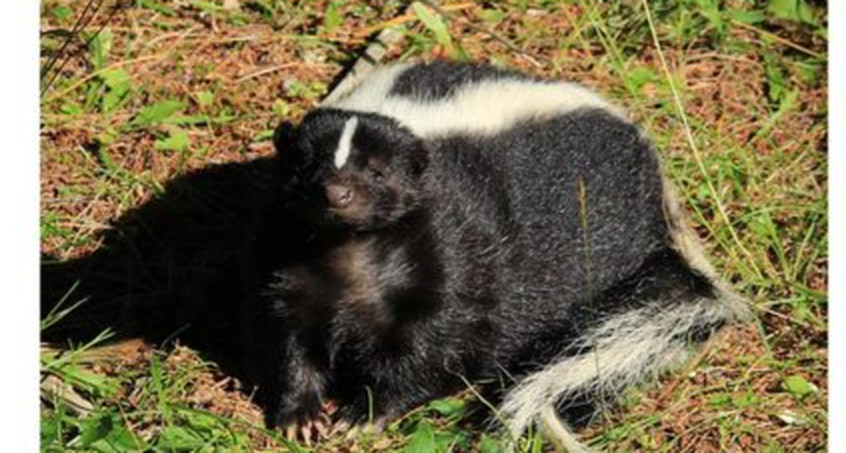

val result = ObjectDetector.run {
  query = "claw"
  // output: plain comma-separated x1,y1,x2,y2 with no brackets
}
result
284,424,297,442
330,419,351,437
277,400,344,444
300,422,313,446
315,416,330,437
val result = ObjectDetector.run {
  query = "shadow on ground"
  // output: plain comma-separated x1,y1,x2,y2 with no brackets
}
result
41,157,282,378
39,22,385,371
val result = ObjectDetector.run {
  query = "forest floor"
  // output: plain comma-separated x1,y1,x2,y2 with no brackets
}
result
40,0,827,451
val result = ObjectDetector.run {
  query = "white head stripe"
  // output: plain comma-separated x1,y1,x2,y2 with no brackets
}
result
334,116,359,169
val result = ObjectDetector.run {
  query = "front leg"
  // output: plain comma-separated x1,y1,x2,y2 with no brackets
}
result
328,323,473,432
242,299,329,434
248,328,339,445
264,335,328,429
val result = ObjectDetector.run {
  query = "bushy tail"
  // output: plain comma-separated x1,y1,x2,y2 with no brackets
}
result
500,291,746,451
499,177,749,452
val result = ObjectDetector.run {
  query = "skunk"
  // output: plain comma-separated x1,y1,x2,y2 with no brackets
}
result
242,61,747,450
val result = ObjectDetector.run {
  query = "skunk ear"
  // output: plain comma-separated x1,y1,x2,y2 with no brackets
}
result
272,121,302,192
272,121,297,156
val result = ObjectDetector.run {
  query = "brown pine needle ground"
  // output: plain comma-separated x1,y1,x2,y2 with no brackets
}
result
40,1,827,452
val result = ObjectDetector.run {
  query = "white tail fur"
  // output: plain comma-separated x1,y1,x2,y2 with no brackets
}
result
499,176,750,452
500,294,746,451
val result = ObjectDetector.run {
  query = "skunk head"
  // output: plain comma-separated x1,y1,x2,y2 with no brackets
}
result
273,109,429,231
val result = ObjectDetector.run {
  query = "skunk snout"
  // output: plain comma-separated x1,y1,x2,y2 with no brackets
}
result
325,183,354,208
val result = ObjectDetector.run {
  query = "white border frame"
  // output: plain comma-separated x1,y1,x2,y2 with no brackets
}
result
0,0,40,451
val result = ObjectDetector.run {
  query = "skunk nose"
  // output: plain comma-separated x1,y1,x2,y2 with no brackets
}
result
325,184,354,208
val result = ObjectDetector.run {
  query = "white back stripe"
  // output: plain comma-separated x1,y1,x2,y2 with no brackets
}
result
334,116,359,169
325,65,625,139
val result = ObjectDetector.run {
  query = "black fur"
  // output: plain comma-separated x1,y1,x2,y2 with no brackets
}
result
243,74,719,430
388,60,527,100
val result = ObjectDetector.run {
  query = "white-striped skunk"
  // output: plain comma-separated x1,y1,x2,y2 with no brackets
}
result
242,60,748,450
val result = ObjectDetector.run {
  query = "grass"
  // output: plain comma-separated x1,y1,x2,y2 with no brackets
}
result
40,0,827,451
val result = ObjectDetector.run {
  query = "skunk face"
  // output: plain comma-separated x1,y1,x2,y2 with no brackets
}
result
274,109,429,231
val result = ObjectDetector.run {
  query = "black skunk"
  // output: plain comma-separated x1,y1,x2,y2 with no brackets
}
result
242,61,747,450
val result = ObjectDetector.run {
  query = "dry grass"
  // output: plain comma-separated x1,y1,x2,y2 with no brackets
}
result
40,1,827,451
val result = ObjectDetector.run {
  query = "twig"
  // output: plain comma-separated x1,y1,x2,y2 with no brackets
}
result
416,0,543,68
235,62,300,83
43,54,165,103
41,338,148,363
144,26,202,49
354,2,475,37
40,374,94,416
730,20,824,59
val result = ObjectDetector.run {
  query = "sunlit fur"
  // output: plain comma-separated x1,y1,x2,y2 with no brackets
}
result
243,61,748,450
